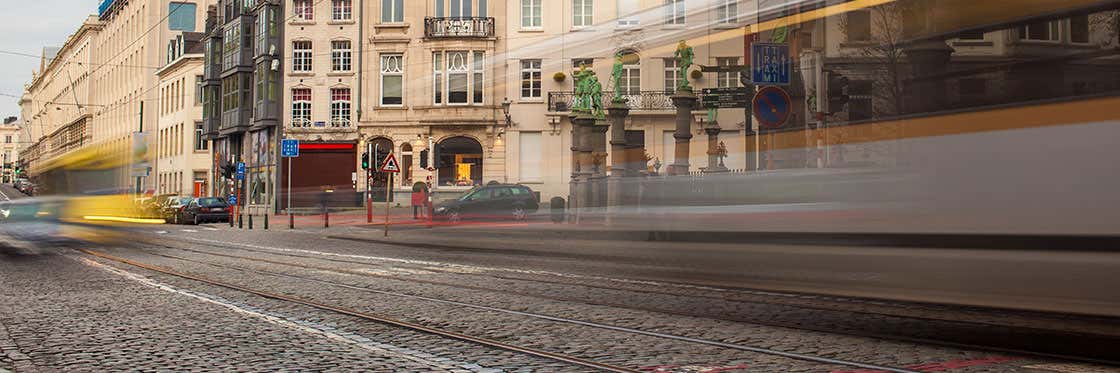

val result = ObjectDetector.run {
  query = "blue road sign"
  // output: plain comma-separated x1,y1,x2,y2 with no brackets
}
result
235,162,246,180
228,194,237,205
751,43,791,86
281,139,300,158
752,86,792,129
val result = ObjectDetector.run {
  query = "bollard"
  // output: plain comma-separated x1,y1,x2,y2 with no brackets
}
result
289,213,294,229
238,214,243,229
324,210,329,228
248,214,254,230
229,215,234,227
264,214,269,230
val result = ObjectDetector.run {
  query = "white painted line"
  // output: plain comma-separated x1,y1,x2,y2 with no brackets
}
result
79,256,493,373
154,231,169,234
181,229,198,233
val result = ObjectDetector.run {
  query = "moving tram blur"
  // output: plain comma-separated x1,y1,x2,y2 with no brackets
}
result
0,147,161,246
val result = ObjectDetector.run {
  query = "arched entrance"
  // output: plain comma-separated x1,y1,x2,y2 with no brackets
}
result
370,137,394,201
436,136,483,187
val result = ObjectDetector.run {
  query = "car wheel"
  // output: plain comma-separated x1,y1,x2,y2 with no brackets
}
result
512,205,527,221
448,209,461,223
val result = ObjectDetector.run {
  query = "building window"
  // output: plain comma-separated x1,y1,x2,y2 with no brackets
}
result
292,40,312,72
848,80,873,121
330,88,352,127
621,58,640,95
291,88,312,127
448,51,470,104
433,53,443,104
1070,15,1090,44
195,75,203,105
381,54,404,106
573,0,593,28
521,0,541,29
1019,21,1060,41
846,10,871,42
4,136,11,144
222,24,241,70
221,75,240,113
293,0,313,21
169,2,197,32
519,131,542,182
331,40,352,72
472,51,484,104
194,122,208,150
332,0,352,21
450,0,473,17
665,0,684,25
618,0,639,27
382,0,404,23
716,0,737,24
663,59,681,94
716,57,739,88
520,59,542,99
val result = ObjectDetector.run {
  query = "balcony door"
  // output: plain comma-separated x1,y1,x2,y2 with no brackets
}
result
436,0,486,18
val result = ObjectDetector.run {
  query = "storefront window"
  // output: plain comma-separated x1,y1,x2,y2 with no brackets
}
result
436,136,483,187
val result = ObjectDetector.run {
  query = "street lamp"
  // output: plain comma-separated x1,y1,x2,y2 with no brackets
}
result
501,97,513,126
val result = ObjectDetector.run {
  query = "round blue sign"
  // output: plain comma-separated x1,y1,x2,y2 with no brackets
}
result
752,86,792,129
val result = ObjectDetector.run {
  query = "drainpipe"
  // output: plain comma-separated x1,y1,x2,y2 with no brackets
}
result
356,2,364,123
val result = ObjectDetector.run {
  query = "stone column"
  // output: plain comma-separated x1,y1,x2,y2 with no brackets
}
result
607,102,630,212
569,113,597,221
668,91,697,176
590,119,609,209
704,121,728,173
568,114,581,221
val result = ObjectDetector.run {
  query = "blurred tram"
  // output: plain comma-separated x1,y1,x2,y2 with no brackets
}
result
0,146,161,246
570,0,1120,316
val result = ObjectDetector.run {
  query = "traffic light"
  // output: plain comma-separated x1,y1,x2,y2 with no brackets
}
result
419,149,429,169
825,71,850,114
361,151,370,170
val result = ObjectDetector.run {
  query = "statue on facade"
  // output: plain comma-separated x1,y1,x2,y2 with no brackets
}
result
611,53,626,103
573,63,593,112
673,40,695,92
706,107,718,124
589,72,605,117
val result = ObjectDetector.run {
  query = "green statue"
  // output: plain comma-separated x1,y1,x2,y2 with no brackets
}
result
706,107,718,123
611,53,625,103
589,72,604,117
673,40,695,92
573,63,593,112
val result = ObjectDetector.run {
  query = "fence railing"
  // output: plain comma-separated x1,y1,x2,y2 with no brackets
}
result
549,90,704,112
424,17,496,38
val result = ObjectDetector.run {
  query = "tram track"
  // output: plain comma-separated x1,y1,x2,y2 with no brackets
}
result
151,235,1120,362
84,246,926,372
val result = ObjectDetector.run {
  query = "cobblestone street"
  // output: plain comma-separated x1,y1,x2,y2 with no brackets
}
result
1,223,1117,372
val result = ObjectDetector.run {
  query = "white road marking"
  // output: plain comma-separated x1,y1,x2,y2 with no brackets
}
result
154,231,169,234
181,229,198,233
80,256,493,373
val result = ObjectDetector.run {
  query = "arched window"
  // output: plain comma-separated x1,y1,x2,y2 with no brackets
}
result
617,49,641,95
436,136,483,187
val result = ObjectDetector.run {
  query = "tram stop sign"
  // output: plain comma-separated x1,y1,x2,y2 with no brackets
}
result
752,86,792,129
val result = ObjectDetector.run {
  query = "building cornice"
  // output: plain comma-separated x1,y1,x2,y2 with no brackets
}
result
156,54,205,77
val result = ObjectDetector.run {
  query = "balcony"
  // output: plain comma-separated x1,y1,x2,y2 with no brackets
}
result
424,17,495,39
548,91,690,112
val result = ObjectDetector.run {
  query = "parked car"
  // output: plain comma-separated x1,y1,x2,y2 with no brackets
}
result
180,197,230,225
141,194,178,218
161,196,194,224
433,184,539,222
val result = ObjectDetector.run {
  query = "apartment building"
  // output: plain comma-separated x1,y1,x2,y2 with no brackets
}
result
0,118,20,183
280,0,363,204
19,20,99,179
155,32,211,197
504,0,751,200
201,0,283,211
18,0,211,193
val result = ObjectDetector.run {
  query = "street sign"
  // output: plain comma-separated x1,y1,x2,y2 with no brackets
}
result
235,162,246,180
701,87,751,109
228,194,237,205
752,86,792,129
751,43,791,86
380,153,400,173
281,139,300,158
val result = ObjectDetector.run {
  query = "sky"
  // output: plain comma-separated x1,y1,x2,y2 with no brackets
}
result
0,1,99,120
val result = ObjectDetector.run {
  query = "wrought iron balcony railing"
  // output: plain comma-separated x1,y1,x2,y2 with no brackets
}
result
424,17,496,38
548,91,687,112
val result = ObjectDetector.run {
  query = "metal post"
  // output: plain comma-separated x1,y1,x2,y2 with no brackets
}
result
384,172,391,237
238,213,243,229
324,209,329,228
248,214,253,229
287,156,293,229
367,142,374,223
264,213,269,230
